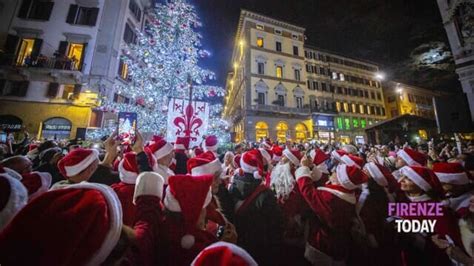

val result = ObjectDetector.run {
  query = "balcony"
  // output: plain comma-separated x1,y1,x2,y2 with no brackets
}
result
250,104,310,115
1,55,81,71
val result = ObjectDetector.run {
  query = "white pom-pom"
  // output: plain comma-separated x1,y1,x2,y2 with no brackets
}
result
181,234,195,249
253,171,262,179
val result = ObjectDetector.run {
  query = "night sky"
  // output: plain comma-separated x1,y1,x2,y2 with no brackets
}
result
191,0,460,92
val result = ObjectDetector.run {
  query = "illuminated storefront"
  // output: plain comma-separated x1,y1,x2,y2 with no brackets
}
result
295,123,308,142
276,121,289,142
255,121,269,141
312,115,335,143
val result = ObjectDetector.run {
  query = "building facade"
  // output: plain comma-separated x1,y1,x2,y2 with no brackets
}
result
383,81,445,120
223,10,386,144
0,0,151,140
436,0,474,121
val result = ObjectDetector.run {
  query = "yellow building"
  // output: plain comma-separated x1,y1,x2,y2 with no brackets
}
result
383,81,446,120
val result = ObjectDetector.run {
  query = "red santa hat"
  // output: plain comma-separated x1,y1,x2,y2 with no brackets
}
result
205,135,218,152
310,148,330,166
57,148,99,178
193,147,204,157
240,150,264,179
233,154,241,168
283,148,303,167
271,144,283,162
364,162,397,188
0,174,28,231
340,154,365,168
258,148,273,166
187,151,222,176
20,172,51,201
399,165,442,193
118,152,139,184
259,138,272,150
28,143,39,152
191,241,258,266
169,158,177,172
432,162,471,185
397,147,427,166
336,164,369,190
0,182,122,265
163,174,213,249
174,137,190,152
146,139,173,160
331,149,347,162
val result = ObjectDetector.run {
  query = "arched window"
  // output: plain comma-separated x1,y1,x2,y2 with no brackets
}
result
293,86,305,108
295,123,308,142
274,83,287,106
255,121,269,141
255,80,268,105
276,121,288,142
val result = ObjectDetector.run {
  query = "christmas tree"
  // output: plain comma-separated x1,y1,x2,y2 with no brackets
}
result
98,0,229,144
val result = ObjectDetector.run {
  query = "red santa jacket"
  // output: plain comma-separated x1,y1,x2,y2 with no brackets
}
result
111,182,137,227
296,168,357,263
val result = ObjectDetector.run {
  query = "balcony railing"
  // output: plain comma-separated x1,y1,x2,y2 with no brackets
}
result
310,107,338,115
1,54,81,71
251,104,310,115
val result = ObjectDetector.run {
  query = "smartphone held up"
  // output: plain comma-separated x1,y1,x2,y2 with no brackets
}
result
117,112,137,145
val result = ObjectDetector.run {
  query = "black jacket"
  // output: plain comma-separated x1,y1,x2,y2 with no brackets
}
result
227,173,283,265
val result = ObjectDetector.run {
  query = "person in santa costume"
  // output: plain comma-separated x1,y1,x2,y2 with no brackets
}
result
174,136,191,175
295,156,368,265
0,171,165,266
259,147,274,187
0,172,27,232
20,171,51,202
187,150,236,239
204,135,219,157
270,148,312,265
350,161,401,266
53,148,99,188
159,174,218,266
145,137,175,184
395,165,462,266
433,162,474,217
272,144,283,165
222,151,235,179
259,138,272,150
309,147,331,186
226,149,283,265
191,241,258,266
393,147,428,179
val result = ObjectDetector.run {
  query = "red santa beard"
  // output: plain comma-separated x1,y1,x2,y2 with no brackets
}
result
270,162,295,201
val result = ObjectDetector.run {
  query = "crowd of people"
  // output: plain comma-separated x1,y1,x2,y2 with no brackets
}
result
0,130,474,265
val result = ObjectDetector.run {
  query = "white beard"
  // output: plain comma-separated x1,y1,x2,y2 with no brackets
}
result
270,162,295,200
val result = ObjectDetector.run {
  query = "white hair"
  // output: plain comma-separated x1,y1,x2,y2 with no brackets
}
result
270,162,295,200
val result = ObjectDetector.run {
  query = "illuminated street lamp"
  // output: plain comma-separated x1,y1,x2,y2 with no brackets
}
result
375,72,385,81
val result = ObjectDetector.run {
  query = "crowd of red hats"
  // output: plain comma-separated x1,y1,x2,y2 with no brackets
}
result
0,134,474,265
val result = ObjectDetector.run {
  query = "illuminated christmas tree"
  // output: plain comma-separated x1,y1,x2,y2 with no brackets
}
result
99,0,228,143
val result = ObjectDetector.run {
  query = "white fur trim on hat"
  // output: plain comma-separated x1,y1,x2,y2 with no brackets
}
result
3,167,22,180
133,172,165,204
272,154,282,161
118,160,138,184
0,174,28,231
317,163,329,174
163,186,212,212
399,166,432,192
29,172,52,201
205,143,218,152
295,166,312,181
240,157,257,174
397,149,421,166
317,186,356,204
336,164,358,190
174,143,186,150
283,149,300,167
331,150,343,161
340,155,360,168
435,172,470,185
181,234,195,249
65,182,122,266
191,241,258,266
64,149,99,177
154,142,173,160
191,159,222,176
364,162,388,187
259,148,271,165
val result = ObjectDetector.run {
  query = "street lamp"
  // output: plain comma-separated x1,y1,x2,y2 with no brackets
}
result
375,72,385,81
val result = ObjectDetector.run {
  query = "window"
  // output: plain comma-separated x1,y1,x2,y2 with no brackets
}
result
387,96,395,103
358,89,364,97
332,72,338,80
256,122,269,140
337,87,342,94
46,83,58,98
257,62,265,75
296,97,303,108
370,91,375,99
256,24,264,30
118,59,129,80
381,107,386,116
359,104,365,114
256,37,264,48
376,92,381,100
15,38,35,66
123,23,137,44
294,69,300,81
129,0,142,21
367,105,371,114
276,41,282,52
276,66,283,78
18,0,54,20
307,80,311,90
0,80,29,97
343,102,349,112
257,92,265,105
364,90,369,98
408,94,414,103
343,87,347,95
336,102,341,112
66,5,99,26
277,95,285,106
313,81,318,90
330,85,335,93
62,85,75,100
340,73,345,81
336,117,343,130
321,83,327,91
275,29,282,35
293,46,299,56
292,34,298,40
351,103,357,113
67,43,85,70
